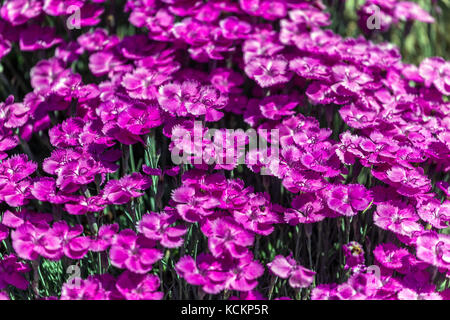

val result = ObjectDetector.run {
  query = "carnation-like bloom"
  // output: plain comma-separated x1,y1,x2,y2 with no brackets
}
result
90,223,119,252
374,202,422,237
175,253,226,294
201,217,254,258
417,199,450,229
48,221,90,260
115,271,163,300
327,184,372,217
267,254,315,288
109,229,163,274
158,80,228,121
0,254,30,290
103,173,152,205
373,243,411,271
11,222,62,260
245,55,292,88
138,210,187,248
416,232,450,270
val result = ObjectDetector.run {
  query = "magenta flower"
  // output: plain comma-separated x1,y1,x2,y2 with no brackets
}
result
122,67,170,100
267,254,315,288
109,229,163,274
30,177,75,204
0,254,30,290
103,173,152,205
232,193,281,236
48,221,90,260
416,232,450,270
284,193,327,224
201,217,254,258
60,274,114,300
116,271,163,300
417,199,450,229
49,117,85,147
219,16,252,40
222,253,264,292
244,55,292,88
374,202,422,237
175,253,226,294
90,224,119,252
419,57,450,95
331,64,373,96
0,0,42,26
117,102,162,135
1,209,52,229
384,165,431,197
157,80,228,121
327,184,372,217
373,243,411,270
11,222,62,260
138,210,187,248
289,57,330,81
0,95,30,128
65,195,106,215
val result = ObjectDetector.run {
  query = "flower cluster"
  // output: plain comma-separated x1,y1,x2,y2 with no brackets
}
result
0,0,448,301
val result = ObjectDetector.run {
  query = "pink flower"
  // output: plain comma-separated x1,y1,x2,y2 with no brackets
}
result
327,184,372,217
122,67,170,100
373,243,411,270
219,16,252,40
0,0,42,25
244,55,292,88
416,232,450,270
109,229,163,274
157,80,227,121
267,254,315,288
30,177,76,204
175,253,226,294
374,202,422,237
419,57,450,96
116,271,163,300
103,173,152,205
223,253,264,292
11,222,62,260
233,193,281,235
48,221,90,260
201,217,254,258
138,210,187,248
0,254,30,290
117,103,162,135
90,224,119,252
60,274,114,300
417,199,450,229
1,209,52,229
0,95,30,128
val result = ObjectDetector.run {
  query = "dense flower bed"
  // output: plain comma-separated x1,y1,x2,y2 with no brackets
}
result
0,0,448,300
